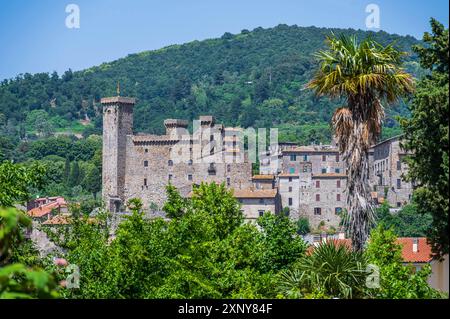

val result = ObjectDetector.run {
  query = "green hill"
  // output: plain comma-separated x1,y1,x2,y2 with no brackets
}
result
0,24,423,144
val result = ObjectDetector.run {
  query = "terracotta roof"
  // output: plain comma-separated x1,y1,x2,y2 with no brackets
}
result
279,173,299,178
42,214,71,225
312,173,347,178
42,215,98,226
252,174,275,180
233,188,277,199
310,237,433,263
28,199,67,218
397,237,433,263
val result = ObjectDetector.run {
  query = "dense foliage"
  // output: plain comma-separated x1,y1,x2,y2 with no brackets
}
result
400,19,449,259
0,25,421,146
365,225,443,299
49,183,306,298
375,202,432,237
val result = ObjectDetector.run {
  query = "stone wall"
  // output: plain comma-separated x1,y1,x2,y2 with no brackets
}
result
102,97,253,211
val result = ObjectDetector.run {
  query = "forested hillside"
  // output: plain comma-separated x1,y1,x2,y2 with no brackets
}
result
0,24,423,145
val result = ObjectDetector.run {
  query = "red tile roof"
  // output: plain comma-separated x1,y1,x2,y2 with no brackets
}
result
252,174,275,180
308,237,433,263
397,237,433,263
27,198,67,218
233,188,277,199
42,215,71,225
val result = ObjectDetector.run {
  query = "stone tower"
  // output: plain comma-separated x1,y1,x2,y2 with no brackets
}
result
101,95,136,212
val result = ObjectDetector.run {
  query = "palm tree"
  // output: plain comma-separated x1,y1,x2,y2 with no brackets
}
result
277,241,368,299
307,34,414,251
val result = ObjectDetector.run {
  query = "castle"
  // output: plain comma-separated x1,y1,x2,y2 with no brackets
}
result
101,95,252,212
101,93,413,229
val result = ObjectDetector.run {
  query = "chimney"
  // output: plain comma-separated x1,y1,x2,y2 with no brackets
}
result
413,238,419,253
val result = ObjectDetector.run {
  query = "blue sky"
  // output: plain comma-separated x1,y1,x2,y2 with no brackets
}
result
0,0,448,80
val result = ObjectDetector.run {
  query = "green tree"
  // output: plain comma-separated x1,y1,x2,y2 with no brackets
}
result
296,217,311,235
68,161,80,187
162,184,187,219
400,18,449,259
0,207,58,299
365,225,443,299
307,34,414,251
257,213,307,272
191,183,243,240
376,203,432,237
82,165,101,199
0,161,46,207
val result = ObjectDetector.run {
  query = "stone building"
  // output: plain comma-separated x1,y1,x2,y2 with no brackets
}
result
234,188,281,221
276,144,347,228
369,135,413,208
101,95,252,212
261,135,413,229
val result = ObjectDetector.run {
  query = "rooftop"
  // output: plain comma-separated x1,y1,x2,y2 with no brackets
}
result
309,237,434,263
28,198,67,218
233,188,278,199
252,174,275,180
312,173,347,179
100,96,136,105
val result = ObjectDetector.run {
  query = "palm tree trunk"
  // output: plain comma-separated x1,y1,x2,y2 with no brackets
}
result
344,122,374,251
334,96,380,251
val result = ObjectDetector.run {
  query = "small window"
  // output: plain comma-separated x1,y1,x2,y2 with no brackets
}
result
337,180,341,188
335,207,342,215
314,207,322,215
144,178,147,186
144,160,148,167
397,202,401,208
315,180,320,188
397,161,401,171
210,135,214,141
210,147,214,155
227,164,231,173
258,210,264,217
303,155,308,161
288,198,293,206
335,168,340,173
321,168,327,174
315,194,320,202
145,148,148,153
322,155,326,161
227,177,230,186
290,154,297,161
188,159,193,166
337,194,341,201
168,174,173,181
288,177,293,182
397,179,401,189
188,174,193,181
168,160,173,166
288,186,292,192
336,154,339,162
